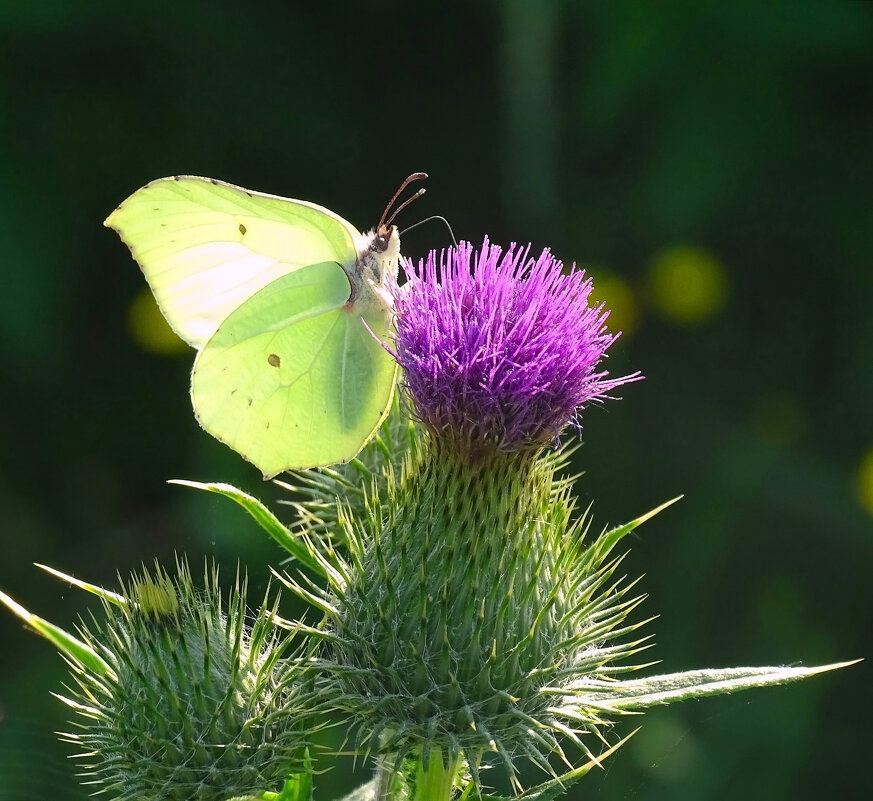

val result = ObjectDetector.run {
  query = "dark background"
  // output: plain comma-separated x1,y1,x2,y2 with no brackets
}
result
1,1,870,799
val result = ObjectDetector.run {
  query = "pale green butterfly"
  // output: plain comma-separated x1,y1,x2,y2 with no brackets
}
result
105,173,426,479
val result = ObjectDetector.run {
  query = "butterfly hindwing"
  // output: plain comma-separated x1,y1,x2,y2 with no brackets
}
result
191,260,398,477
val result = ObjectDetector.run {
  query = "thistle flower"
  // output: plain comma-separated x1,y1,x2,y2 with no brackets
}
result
55,561,310,801
393,238,641,452
256,238,851,798
283,240,650,788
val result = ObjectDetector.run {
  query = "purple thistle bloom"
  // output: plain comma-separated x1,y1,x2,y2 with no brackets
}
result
394,238,642,451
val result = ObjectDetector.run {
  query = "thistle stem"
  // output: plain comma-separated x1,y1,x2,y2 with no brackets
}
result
375,758,397,801
414,748,460,801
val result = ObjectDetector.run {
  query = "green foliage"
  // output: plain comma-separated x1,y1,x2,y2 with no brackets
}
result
170,480,333,580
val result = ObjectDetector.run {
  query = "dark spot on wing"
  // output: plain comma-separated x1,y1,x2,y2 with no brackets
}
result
247,398,253,406
268,353,281,368
239,223,247,236
210,178,218,185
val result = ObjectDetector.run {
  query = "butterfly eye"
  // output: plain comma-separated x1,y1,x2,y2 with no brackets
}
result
373,225,395,254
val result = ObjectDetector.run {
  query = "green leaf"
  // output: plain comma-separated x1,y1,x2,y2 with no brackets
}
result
0,587,112,676
169,480,335,580
590,496,682,562
34,563,126,606
276,772,313,801
253,772,314,801
563,661,861,710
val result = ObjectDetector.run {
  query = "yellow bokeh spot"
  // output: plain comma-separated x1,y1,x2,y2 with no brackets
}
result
648,245,728,325
854,445,873,518
588,268,639,339
126,288,188,356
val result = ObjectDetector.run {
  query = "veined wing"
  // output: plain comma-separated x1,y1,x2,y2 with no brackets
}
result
191,260,398,477
105,176,360,347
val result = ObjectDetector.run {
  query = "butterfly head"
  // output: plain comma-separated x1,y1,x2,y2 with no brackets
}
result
373,222,401,273
352,173,426,310
354,224,400,306
373,222,400,261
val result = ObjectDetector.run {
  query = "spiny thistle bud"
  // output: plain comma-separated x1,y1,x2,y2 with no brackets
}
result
58,560,310,801
325,445,648,779
289,240,647,785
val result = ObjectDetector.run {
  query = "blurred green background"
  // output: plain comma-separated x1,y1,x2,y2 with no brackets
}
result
1,1,870,799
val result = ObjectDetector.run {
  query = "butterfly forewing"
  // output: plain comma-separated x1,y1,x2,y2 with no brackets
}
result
105,176,360,348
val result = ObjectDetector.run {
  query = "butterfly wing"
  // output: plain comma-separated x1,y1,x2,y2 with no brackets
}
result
191,260,398,477
104,176,360,348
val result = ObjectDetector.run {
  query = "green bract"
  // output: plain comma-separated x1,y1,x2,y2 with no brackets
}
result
278,419,656,786
262,405,854,796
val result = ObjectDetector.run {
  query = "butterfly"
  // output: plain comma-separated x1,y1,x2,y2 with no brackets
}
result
105,173,426,478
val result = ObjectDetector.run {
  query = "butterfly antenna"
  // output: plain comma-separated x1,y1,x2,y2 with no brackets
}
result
386,188,426,226
379,172,428,229
400,215,458,247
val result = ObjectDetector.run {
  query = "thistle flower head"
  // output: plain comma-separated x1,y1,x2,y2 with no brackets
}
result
276,240,653,786
59,560,310,801
394,238,641,451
